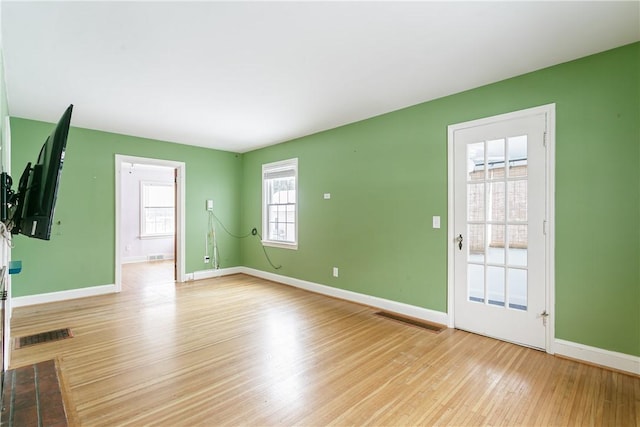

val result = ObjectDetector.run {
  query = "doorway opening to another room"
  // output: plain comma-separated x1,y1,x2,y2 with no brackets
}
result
115,155,186,292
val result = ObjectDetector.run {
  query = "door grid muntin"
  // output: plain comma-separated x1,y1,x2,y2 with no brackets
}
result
466,135,529,311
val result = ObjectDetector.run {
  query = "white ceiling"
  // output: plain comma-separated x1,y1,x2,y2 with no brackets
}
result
2,1,639,153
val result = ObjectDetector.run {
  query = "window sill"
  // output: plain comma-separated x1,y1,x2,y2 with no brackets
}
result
262,240,298,250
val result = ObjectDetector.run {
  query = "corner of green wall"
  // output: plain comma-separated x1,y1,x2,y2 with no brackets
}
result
10,118,245,297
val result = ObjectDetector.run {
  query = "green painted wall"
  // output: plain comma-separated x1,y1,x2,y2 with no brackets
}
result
10,120,243,296
241,43,640,356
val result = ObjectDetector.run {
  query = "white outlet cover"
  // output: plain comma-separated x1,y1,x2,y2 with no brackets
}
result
324,193,331,199
432,216,441,229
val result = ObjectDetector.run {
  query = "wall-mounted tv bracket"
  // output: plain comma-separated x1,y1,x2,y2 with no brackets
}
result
0,172,12,223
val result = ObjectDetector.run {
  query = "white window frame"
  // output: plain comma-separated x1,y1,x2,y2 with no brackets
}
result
262,158,298,250
140,181,175,238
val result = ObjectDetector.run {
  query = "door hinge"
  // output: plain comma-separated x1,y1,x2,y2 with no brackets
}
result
543,220,548,235
543,131,547,147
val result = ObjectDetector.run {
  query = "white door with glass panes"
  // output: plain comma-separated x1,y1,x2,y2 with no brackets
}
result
450,107,551,350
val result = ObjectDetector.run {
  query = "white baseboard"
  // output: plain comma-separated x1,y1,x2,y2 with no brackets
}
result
122,254,175,264
121,256,147,264
12,284,117,309
190,266,244,281
240,267,449,326
554,339,640,376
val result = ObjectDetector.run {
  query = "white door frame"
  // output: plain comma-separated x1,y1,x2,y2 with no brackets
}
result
447,104,556,353
115,155,186,291
2,116,11,371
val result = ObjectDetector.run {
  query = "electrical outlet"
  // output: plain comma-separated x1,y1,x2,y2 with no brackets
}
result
333,267,339,277
206,200,214,211
204,255,210,263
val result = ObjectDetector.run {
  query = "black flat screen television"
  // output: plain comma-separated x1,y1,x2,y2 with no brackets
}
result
1,104,73,240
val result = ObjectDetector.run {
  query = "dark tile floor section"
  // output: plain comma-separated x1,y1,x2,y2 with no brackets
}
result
0,360,68,427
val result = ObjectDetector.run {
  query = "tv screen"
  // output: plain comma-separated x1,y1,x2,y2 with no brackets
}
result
14,105,73,240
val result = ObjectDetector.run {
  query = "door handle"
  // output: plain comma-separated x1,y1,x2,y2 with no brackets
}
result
540,310,549,326
456,234,463,251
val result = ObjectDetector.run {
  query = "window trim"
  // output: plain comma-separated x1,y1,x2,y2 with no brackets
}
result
140,180,175,238
262,158,298,250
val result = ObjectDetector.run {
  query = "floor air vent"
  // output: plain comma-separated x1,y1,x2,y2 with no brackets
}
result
14,328,74,349
375,312,445,333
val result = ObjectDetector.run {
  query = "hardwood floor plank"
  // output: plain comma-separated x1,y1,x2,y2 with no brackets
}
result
7,261,640,426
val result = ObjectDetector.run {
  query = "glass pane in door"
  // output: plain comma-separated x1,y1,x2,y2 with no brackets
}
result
508,225,527,267
468,183,485,221
508,268,527,310
468,223,485,263
508,135,527,177
467,142,485,180
488,224,505,264
508,181,527,222
489,182,505,221
468,264,484,303
487,138,505,172
466,135,530,311
487,266,505,306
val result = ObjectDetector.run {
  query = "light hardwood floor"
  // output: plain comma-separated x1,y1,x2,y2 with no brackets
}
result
8,261,640,426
